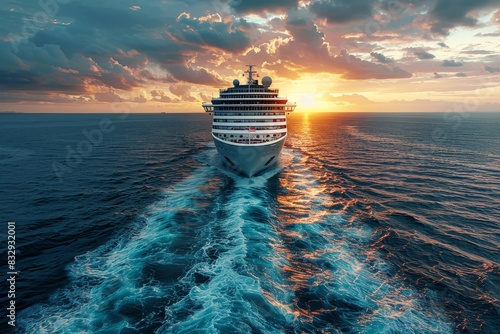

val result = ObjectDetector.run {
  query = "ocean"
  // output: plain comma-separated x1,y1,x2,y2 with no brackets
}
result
0,112,499,333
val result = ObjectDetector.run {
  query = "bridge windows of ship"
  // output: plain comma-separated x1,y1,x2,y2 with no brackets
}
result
214,112,285,116
213,100,287,105
212,125,286,130
213,119,285,123
218,94,279,99
213,106,287,111
219,88,279,94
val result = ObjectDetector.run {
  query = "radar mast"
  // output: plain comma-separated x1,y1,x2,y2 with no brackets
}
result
244,64,257,85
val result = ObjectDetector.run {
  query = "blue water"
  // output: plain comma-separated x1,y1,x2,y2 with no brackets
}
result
0,112,499,333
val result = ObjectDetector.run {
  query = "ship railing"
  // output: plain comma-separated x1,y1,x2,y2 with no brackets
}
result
219,88,279,94
224,138,281,144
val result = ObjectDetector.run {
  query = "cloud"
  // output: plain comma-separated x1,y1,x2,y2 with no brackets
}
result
493,10,500,26
475,31,500,37
169,85,190,97
263,60,301,80
428,0,499,35
461,50,494,55
321,93,373,104
0,1,236,98
434,72,443,78
0,91,91,103
485,65,500,73
455,72,467,77
227,0,298,14
150,90,164,97
0,0,497,111
240,0,299,14
199,92,211,103
169,84,196,102
0,67,88,93
0,40,97,93
441,59,463,67
131,95,147,103
411,48,436,60
169,12,253,53
150,89,177,103
370,52,393,63
334,51,412,79
309,0,374,24
251,10,412,80
94,91,123,102
166,65,225,86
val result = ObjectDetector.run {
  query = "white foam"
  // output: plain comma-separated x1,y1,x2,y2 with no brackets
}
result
18,147,454,333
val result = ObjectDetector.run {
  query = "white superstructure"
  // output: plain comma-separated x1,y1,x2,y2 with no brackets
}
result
202,65,296,176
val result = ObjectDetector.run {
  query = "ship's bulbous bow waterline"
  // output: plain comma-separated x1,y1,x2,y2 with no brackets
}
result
202,65,296,177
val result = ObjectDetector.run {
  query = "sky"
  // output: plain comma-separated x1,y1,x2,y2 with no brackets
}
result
1,0,499,113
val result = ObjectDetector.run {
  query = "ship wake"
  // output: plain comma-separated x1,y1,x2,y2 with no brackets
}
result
18,148,453,333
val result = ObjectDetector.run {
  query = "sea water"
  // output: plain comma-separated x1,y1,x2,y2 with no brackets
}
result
0,112,498,333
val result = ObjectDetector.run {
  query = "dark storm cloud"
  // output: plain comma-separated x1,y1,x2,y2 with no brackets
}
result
309,0,374,24
428,0,498,35
285,12,326,48
57,2,167,32
0,68,86,93
0,38,96,93
0,38,145,93
441,59,463,67
370,52,393,63
226,0,298,14
0,0,237,95
0,91,90,103
169,13,252,53
166,65,225,86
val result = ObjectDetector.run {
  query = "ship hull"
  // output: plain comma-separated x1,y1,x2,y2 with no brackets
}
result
213,135,285,177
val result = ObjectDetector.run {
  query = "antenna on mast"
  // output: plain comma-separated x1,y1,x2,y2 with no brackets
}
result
244,64,257,85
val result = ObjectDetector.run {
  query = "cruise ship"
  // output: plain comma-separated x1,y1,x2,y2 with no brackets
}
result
202,65,296,177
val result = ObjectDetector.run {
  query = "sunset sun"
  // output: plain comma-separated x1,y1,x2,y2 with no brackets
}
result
298,93,318,110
